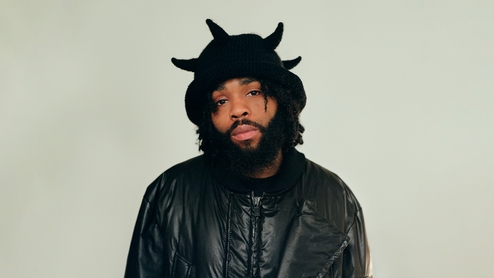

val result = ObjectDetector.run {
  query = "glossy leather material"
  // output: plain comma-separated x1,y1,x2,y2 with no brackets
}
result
125,149,372,278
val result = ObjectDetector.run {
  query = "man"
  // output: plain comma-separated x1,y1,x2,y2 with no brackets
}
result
125,19,372,278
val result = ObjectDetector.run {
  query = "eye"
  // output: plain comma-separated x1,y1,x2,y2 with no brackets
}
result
247,90,262,97
216,99,227,106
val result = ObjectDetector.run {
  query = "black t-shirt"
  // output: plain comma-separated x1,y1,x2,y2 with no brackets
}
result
241,174,279,196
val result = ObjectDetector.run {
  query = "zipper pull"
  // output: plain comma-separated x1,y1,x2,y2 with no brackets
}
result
252,195,262,217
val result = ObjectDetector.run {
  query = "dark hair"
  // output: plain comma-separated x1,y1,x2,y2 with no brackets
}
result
196,78,305,159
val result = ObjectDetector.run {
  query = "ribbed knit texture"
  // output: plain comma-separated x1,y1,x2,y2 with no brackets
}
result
172,19,306,125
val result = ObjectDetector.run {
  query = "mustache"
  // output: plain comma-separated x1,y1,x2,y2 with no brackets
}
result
226,119,267,136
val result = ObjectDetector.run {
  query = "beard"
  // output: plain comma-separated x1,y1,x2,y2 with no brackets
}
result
209,109,286,177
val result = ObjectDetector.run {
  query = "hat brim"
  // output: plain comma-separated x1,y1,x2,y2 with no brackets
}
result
185,61,305,125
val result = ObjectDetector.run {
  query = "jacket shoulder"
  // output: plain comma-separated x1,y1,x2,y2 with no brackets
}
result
302,158,363,214
141,155,208,204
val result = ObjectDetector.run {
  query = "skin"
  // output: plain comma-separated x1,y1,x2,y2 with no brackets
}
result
211,77,282,178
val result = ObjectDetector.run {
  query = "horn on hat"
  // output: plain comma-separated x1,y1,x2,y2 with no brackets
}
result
206,19,230,44
263,22,283,50
282,56,302,69
171,58,198,72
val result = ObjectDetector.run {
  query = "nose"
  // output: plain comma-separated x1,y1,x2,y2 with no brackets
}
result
230,98,250,120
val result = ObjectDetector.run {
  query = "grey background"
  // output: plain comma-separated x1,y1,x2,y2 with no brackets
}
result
1,1,493,277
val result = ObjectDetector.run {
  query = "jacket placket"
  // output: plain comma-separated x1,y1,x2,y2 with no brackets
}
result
249,194,262,278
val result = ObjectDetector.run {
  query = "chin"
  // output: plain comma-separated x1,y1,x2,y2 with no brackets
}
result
235,139,260,150
236,142,255,150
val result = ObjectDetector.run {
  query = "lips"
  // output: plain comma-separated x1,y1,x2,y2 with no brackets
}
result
231,125,259,141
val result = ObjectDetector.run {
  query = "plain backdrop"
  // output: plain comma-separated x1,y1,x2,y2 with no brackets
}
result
1,1,493,277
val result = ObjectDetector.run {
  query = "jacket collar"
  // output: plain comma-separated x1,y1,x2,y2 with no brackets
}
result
210,148,306,194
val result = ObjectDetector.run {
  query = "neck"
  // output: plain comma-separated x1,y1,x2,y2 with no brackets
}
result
246,149,283,178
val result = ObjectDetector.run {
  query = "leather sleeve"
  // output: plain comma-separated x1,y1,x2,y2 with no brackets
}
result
124,181,167,278
341,207,373,278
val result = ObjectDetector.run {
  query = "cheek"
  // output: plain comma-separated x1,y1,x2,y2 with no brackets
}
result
265,100,278,120
211,113,228,133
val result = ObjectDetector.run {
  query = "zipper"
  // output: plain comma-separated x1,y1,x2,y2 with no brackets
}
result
250,193,262,277
252,195,261,217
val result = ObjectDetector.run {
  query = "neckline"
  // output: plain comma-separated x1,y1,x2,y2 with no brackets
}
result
210,148,306,195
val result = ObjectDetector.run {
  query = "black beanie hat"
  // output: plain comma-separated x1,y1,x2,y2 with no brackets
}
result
172,19,306,126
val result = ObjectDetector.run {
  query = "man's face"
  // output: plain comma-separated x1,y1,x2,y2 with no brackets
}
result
211,77,278,149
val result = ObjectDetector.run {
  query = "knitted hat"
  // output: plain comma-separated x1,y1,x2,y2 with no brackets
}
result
172,19,306,125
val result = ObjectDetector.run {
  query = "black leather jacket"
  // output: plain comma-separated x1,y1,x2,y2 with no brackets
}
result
125,149,372,277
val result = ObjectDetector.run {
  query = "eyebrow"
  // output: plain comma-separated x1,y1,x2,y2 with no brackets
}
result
214,77,258,91
239,77,257,85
